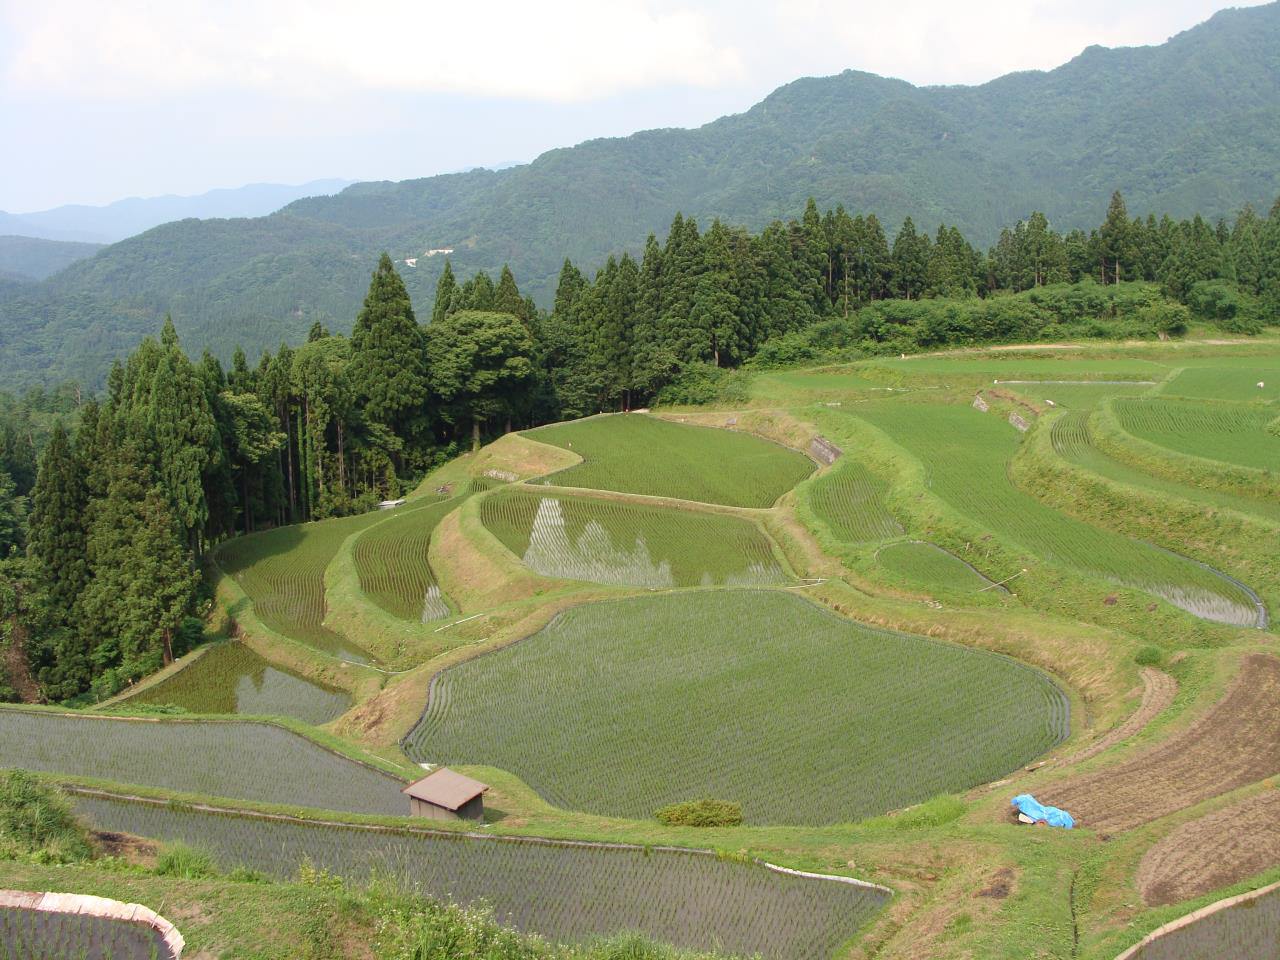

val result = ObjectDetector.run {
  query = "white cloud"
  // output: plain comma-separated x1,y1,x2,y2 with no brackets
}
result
1,0,746,102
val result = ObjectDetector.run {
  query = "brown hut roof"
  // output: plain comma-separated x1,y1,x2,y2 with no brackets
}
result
402,767,489,810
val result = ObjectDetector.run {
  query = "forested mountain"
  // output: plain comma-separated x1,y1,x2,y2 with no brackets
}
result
0,179,352,244
2,2,1278,388
0,236,104,281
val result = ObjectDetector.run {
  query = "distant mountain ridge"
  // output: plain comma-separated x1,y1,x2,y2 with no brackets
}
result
2,2,1279,388
0,179,354,244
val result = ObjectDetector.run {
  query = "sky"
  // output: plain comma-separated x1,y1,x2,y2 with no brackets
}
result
0,0,1268,212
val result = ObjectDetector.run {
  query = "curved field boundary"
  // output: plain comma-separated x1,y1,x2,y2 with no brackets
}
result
405,589,1069,825
0,708,409,816
874,540,1005,593
1042,654,1280,833
1138,790,1280,906
1057,667,1176,768
0,889,184,959
1114,879,1280,960
1112,397,1280,473
71,791,890,960
808,460,904,543
351,496,463,621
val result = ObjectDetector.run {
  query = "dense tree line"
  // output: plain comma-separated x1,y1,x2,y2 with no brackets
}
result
0,192,1276,703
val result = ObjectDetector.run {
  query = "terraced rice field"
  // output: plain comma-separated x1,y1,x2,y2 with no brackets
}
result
351,495,461,621
73,794,888,960
808,461,903,542
406,590,1068,825
215,511,388,662
124,642,351,724
873,356,1168,379
0,710,405,815
525,414,814,507
1162,358,1280,402
1042,654,1280,832
1051,411,1280,525
1006,381,1155,409
876,540,998,592
1119,883,1280,960
480,488,787,588
849,402,1262,626
1112,397,1280,472
0,905,176,960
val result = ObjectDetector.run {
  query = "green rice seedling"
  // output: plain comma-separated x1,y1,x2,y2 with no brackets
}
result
524,414,813,507
1121,884,1280,959
808,461,903,542
1007,381,1156,409
0,710,406,815
479,488,788,588
849,402,1261,626
1051,411,1280,525
1162,357,1280,402
876,541,998,592
0,906,178,960
123,643,351,724
1112,397,1280,471
406,590,1068,825
351,496,465,621
74,793,889,960
215,510,390,663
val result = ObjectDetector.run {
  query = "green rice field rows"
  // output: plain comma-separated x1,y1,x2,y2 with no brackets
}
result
808,461,904,542
215,510,389,663
0,905,176,960
406,590,1068,825
351,495,462,621
876,541,1000,593
1121,884,1280,960
123,642,352,725
73,794,888,960
1051,411,1280,526
479,488,788,588
0,710,405,815
1161,357,1280,402
848,402,1262,627
525,414,814,507
1111,397,1280,472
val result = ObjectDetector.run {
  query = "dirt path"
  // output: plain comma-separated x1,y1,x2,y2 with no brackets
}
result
1042,654,1280,833
1057,667,1176,767
1138,789,1280,906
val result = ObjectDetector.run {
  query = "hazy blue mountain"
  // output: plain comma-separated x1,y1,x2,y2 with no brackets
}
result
1,179,354,244
2,3,1278,388
0,236,105,280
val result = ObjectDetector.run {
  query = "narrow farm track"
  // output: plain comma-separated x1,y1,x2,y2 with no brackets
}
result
1137,790,1280,906
1056,667,1176,767
1042,654,1280,833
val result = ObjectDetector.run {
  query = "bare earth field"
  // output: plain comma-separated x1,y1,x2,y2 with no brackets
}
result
1056,667,1176,767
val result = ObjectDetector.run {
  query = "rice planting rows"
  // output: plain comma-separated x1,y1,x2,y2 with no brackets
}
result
524,414,814,507
123,642,351,725
0,906,176,960
1162,358,1280,402
73,794,888,960
1119,884,1280,960
406,590,1068,825
479,488,787,588
1007,381,1155,410
808,461,904,542
351,495,463,621
876,540,997,592
215,510,389,663
0,710,405,815
848,402,1261,626
1051,411,1280,525
1112,397,1280,472
873,356,1169,378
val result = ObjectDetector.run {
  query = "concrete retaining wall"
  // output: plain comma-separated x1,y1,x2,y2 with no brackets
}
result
0,889,184,958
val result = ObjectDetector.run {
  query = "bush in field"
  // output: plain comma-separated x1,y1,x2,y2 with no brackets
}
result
655,364,751,406
0,770,93,863
1135,645,1165,667
655,798,744,828
155,840,218,878
1187,280,1264,334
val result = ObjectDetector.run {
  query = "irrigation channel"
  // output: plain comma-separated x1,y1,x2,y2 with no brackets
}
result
71,792,890,960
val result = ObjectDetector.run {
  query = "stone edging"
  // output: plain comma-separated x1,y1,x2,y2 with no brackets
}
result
0,889,185,957
1113,878,1280,959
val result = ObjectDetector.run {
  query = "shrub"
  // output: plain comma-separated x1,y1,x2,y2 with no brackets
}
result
1187,280,1264,334
155,841,217,879
654,798,743,827
655,364,750,406
893,794,966,830
0,770,94,863
1134,645,1164,667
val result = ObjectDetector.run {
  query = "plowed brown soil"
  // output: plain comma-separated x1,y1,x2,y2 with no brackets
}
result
1042,654,1280,833
1138,789,1280,906
1058,667,1176,767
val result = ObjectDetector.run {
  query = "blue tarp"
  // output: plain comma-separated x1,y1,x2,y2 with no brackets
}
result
1011,794,1074,829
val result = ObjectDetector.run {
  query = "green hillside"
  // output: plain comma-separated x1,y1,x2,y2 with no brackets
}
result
2,2,1278,387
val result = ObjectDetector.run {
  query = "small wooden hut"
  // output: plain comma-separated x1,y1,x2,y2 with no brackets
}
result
402,768,488,821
